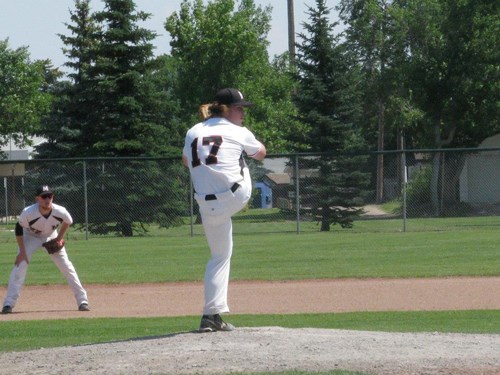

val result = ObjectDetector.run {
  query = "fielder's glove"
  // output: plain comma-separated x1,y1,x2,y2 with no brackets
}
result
42,239,65,254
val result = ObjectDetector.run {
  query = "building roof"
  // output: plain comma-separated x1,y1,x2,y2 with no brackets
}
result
263,173,291,185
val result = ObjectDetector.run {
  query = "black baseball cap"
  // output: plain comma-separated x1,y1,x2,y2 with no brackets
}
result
215,88,253,107
36,185,53,196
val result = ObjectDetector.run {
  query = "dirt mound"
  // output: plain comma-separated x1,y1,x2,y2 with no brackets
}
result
0,327,498,375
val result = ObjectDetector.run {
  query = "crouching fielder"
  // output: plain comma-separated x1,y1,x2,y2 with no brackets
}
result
1,185,89,314
182,88,266,332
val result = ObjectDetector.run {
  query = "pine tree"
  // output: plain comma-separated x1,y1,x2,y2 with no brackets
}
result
90,0,167,156
88,0,185,236
36,0,100,158
293,0,370,231
37,0,186,236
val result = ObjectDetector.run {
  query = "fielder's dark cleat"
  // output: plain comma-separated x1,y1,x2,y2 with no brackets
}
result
199,314,235,333
1,306,12,314
78,303,90,311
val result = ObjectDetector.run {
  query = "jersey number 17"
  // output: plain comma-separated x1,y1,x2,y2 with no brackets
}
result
191,136,223,168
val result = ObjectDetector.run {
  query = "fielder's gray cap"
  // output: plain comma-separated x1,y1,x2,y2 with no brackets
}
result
215,88,254,107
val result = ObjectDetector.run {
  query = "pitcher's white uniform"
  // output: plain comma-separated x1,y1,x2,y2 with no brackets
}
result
183,117,264,315
3,202,88,309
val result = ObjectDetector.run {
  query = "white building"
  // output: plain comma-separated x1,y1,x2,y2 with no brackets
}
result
459,134,500,204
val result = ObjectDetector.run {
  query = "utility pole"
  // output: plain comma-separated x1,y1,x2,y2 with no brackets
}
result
287,0,295,61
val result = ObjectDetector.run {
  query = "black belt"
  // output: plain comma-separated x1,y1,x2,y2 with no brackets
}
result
205,183,240,201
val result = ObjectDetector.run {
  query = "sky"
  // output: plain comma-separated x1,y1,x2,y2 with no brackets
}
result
0,0,341,72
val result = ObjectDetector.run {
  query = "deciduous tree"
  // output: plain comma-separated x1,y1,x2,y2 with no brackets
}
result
0,40,52,153
398,0,500,214
165,0,301,152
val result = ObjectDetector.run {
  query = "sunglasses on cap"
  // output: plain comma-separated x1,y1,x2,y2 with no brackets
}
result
40,193,54,199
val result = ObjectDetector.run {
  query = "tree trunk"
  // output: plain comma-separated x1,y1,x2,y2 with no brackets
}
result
442,154,466,211
121,221,133,237
430,121,456,216
321,205,330,232
430,152,441,216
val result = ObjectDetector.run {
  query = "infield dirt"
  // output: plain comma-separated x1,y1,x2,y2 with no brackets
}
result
1,277,499,374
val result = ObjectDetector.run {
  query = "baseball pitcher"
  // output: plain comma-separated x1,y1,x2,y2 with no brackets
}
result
182,88,266,332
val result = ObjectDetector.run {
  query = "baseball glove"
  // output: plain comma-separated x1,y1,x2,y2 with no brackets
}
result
42,239,65,254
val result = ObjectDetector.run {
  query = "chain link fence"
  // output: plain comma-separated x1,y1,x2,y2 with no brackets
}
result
0,148,498,240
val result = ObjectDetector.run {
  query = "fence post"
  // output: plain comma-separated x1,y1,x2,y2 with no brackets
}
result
83,161,89,240
402,150,407,232
295,154,300,234
21,177,25,210
440,153,446,214
3,177,7,225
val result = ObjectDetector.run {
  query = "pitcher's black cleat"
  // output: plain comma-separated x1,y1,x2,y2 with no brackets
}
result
199,314,235,332
78,303,90,311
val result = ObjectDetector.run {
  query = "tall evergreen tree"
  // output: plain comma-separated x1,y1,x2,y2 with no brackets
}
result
37,0,186,236
90,0,167,156
36,0,100,158
89,0,185,236
293,0,369,231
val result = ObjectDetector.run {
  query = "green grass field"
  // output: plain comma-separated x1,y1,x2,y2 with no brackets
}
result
0,217,498,355
0,226,497,285
1,208,499,241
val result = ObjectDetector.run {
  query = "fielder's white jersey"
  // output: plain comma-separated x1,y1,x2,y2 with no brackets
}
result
183,117,263,195
18,203,73,238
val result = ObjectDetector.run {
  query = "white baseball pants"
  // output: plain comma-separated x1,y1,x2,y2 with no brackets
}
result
3,234,88,309
195,168,252,315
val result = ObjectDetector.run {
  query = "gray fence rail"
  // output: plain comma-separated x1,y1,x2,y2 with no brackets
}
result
0,148,498,240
